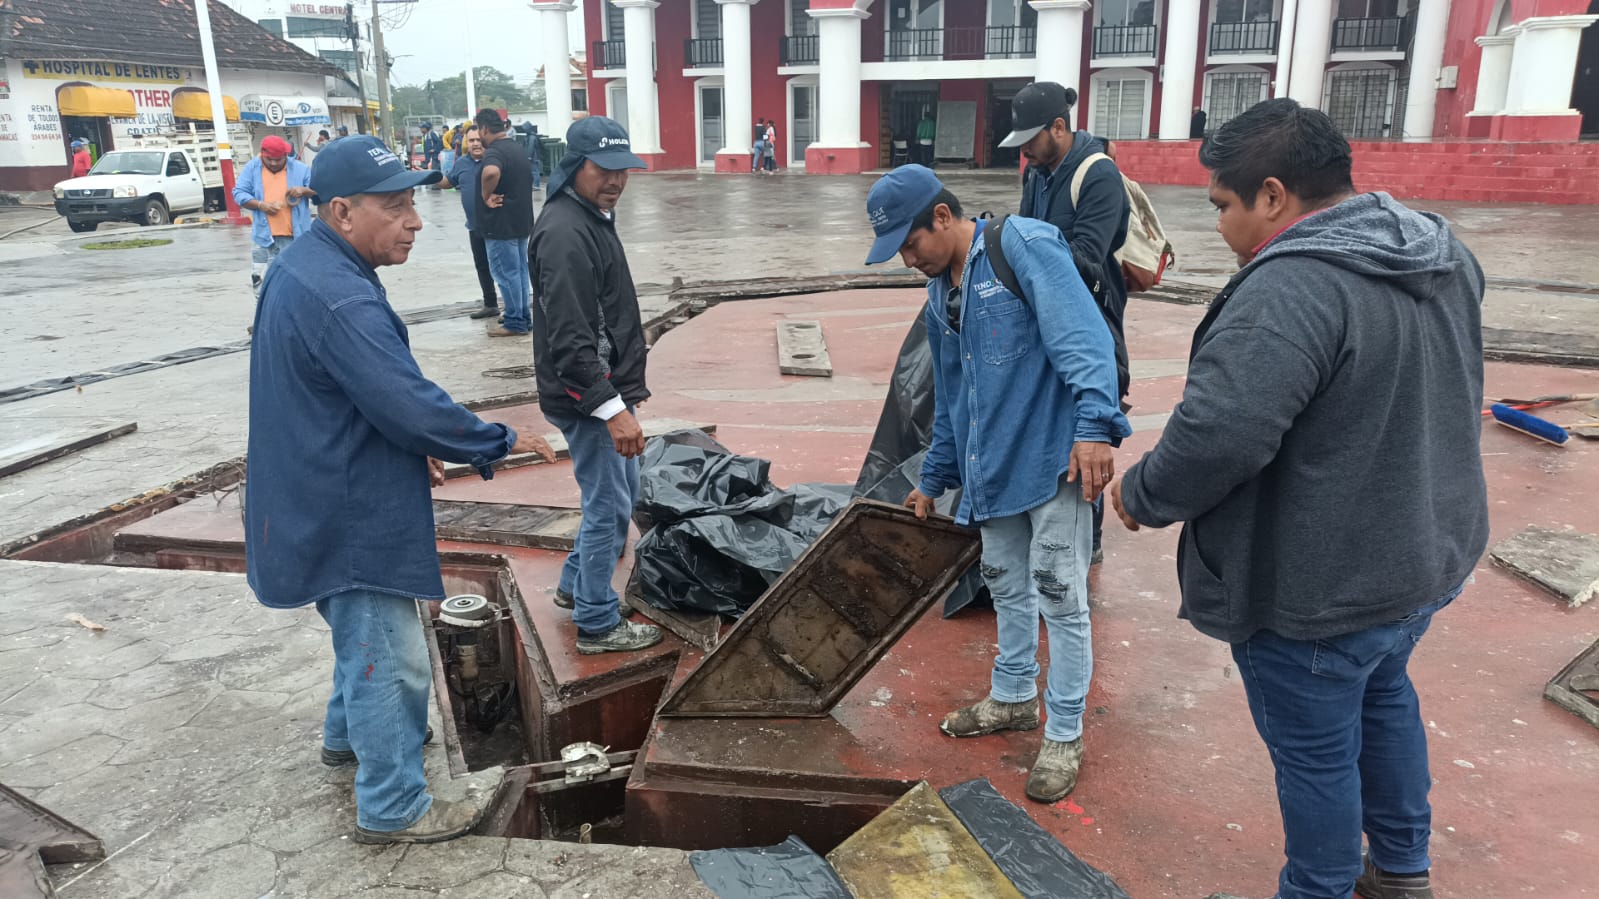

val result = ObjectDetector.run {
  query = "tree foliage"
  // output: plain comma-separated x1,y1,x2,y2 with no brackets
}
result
390,66,546,119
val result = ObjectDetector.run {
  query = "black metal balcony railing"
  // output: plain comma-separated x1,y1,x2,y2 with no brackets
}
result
781,34,820,65
984,24,1036,58
1331,16,1405,51
1093,23,1158,57
885,27,944,60
685,37,723,67
882,26,1038,61
592,39,626,69
1209,20,1280,54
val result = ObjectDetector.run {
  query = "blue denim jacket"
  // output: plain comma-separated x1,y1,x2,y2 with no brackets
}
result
245,220,518,609
232,156,313,248
918,217,1131,525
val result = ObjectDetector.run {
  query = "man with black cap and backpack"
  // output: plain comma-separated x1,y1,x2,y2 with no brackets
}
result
999,82,1131,566
864,164,1130,803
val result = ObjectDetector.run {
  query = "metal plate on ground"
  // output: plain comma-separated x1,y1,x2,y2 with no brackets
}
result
0,422,137,478
776,320,833,377
624,587,721,651
0,784,105,898
1545,637,1599,730
826,781,1024,899
657,499,979,717
1489,525,1599,608
432,501,583,551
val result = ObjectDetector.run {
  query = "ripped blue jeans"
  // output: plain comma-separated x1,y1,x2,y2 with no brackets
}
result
978,473,1093,743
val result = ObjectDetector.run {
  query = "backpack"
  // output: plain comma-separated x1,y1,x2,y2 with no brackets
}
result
1069,152,1175,293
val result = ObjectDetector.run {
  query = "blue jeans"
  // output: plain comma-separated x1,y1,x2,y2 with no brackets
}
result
250,235,295,297
485,236,531,333
979,474,1093,743
1234,586,1461,899
544,409,641,635
317,589,434,832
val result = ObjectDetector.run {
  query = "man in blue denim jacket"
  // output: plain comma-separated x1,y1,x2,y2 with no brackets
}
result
865,165,1130,802
246,136,553,845
233,135,312,297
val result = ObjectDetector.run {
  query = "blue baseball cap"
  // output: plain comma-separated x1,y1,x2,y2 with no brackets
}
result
864,164,944,265
564,116,647,171
71,139,86,148
309,135,439,204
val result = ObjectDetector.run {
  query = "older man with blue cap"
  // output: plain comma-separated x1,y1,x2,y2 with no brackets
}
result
245,135,554,844
530,116,663,655
865,164,1129,803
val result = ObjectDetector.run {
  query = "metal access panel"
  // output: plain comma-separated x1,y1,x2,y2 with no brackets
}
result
657,499,979,717
1545,637,1599,730
431,500,582,552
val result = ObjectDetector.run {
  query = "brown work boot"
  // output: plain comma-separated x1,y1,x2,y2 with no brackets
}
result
352,798,482,844
485,325,527,338
1024,737,1084,803
939,696,1040,738
1356,853,1434,899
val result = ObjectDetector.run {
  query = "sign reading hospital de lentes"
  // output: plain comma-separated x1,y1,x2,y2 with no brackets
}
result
20,60,187,84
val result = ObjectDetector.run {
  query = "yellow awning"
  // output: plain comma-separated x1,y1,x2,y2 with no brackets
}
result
173,91,240,122
56,85,136,118
366,100,380,112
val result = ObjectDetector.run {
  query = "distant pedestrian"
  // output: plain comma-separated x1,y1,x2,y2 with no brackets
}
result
303,129,331,158
337,125,350,138
752,118,767,173
420,122,442,171
1190,106,1208,139
246,134,554,846
475,108,535,337
233,136,313,298
438,126,501,320
441,124,457,177
763,119,777,173
915,108,937,166
531,116,661,655
69,139,91,177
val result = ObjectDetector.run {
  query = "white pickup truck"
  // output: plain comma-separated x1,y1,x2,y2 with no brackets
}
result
52,146,210,232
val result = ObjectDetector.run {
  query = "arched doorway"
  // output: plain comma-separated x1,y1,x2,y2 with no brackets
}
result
1573,0,1599,136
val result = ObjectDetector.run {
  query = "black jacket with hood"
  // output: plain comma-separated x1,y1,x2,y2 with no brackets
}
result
530,188,650,418
1120,192,1489,644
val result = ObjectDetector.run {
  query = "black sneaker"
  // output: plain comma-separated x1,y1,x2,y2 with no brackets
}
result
576,620,663,655
322,725,434,767
554,589,574,609
469,306,499,319
1355,854,1434,899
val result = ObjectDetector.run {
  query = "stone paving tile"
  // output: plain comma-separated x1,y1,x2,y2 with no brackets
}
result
0,561,714,898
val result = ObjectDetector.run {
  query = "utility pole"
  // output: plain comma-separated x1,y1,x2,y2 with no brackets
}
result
370,0,392,143
464,5,477,119
345,3,371,134
193,0,247,225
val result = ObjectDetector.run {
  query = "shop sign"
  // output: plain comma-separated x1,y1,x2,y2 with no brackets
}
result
20,60,187,84
0,77,10,100
240,95,331,127
289,3,346,17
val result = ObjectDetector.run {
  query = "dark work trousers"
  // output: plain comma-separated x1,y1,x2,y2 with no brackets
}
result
468,230,497,309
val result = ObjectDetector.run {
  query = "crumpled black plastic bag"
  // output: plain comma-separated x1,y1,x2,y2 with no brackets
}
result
689,835,851,899
939,778,1131,899
632,432,850,618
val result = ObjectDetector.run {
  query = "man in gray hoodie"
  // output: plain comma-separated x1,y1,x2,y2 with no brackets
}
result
1110,100,1488,899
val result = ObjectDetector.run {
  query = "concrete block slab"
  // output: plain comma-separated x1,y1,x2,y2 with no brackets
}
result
1490,525,1599,607
776,320,833,377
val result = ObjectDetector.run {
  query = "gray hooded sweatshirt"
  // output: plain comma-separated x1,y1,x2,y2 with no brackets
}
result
1120,192,1489,644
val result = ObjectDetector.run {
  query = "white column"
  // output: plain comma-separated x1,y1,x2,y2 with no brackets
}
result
810,6,867,149
717,0,758,158
1469,33,1515,115
1400,0,1452,138
1030,0,1090,127
1275,0,1300,97
1502,15,1599,116
1287,0,1333,106
536,0,576,134
1159,0,1202,138
615,0,663,154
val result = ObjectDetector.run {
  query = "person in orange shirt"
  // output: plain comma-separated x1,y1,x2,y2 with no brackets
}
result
70,139,92,177
233,136,313,297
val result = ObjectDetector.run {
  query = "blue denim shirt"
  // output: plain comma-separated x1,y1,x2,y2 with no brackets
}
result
232,156,313,248
245,220,518,609
450,155,482,231
918,217,1131,526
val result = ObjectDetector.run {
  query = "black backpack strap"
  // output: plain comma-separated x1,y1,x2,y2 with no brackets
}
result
984,214,1027,304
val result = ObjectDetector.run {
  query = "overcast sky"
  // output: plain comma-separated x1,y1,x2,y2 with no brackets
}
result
380,0,588,88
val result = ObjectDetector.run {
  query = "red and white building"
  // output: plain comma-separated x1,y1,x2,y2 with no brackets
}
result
528,0,1598,197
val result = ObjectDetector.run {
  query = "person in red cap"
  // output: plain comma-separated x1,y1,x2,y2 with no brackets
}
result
233,135,313,298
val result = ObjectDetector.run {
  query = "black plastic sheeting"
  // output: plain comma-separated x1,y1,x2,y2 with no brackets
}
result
939,779,1131,899
688,835,852,899
632,431,851,618
852,316,988,617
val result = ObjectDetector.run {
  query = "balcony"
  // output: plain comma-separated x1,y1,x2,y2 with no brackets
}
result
1209,20,1279,55
685,37,723,68
1092,24,1158,58
1331,16,1406,52
782,34,819,66
592,39,626,70
882,26,1037,62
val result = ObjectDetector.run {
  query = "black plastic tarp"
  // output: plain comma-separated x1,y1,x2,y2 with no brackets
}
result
632,431,850,618
939,778,1131,899
689,835,852,899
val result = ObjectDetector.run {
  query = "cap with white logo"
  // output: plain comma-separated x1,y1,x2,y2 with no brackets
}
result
309,135,441,204
564,116,648,171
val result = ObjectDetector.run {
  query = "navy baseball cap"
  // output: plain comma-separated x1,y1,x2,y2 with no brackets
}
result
565,116,647,170
864,164,944,265
309,135,439,204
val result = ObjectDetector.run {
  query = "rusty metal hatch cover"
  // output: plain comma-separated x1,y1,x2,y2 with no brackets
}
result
432,500,582,552
657,499,979,717
1545,637,1599,730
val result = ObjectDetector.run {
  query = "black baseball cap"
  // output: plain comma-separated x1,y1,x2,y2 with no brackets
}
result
310,135,440,203
998,82,1075,148
564,116,647,170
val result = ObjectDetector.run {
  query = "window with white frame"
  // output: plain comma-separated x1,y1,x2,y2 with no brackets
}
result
1092,76,1148,139
1214,0,1276,23
1336,0,1400,17
1323,65,1396,138
1204,69,1269,133
1097,0,1157,26
694,0,721,39
787,0,814,35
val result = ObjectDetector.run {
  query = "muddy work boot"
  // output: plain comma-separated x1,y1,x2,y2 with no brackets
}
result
353,798,483,845
1356,854,1434,899
1024,737,1084,803
939,696,1040,738
576,619,663,655
553,588,575,610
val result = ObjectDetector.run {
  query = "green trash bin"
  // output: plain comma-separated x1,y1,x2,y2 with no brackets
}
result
538,138,565,174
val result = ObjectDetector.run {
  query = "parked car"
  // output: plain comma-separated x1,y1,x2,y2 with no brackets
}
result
52,147,209,232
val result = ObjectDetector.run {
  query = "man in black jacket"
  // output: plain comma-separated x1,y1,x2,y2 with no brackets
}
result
530,116,662,655
1111,100,1487,899
999,81,1131,565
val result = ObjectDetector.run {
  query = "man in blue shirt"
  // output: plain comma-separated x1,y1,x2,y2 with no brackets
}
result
420,121,442,172
233,135,312,298
246,135,553,845
438,127,500,320
865,165,1130,803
